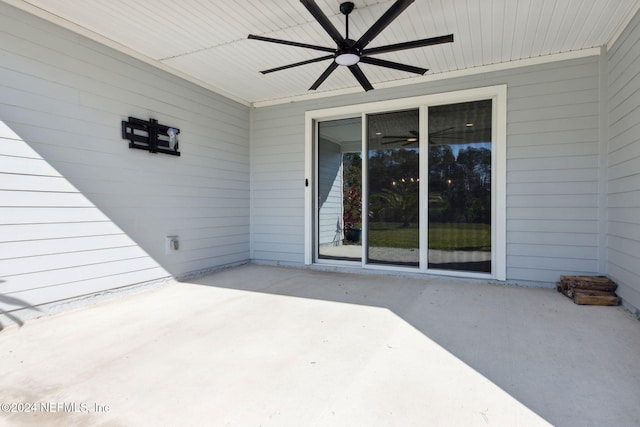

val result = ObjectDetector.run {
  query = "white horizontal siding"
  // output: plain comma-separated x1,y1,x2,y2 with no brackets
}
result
5,268,169,309
250,104,306,263
507,219,598,236
0,132,161,313
0,234,139,259
0,2,250,315
252,55,602,283
508,195,597,209
507,231,598,247
607,8,640,313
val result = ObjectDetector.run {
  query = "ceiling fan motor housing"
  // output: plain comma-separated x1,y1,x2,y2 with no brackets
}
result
335,39,361,65
340,2,354,15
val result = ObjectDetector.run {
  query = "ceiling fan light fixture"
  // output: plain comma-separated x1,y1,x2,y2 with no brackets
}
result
335,52,360,66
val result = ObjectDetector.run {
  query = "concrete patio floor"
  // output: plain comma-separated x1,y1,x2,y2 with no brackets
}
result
1,264,639,426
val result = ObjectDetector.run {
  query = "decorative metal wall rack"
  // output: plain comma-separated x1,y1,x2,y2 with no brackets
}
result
121,117,180,156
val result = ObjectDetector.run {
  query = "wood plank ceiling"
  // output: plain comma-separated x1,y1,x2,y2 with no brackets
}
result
7,0,639,105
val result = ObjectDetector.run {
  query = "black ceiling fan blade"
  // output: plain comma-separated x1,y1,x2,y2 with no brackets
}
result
300,0,345,46
309,61,339,90
363,34,454,56
430,136,468,140
430,128,492,137
349,64,374,91
430,127,455,135
382,139,418,146
248,34,335,53
260,55,334,74
355,0,414,49
359,56,427,75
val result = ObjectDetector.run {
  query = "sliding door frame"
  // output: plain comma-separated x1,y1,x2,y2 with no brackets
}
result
305,85,507,280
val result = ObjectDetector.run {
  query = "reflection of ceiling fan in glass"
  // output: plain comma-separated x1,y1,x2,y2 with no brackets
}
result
381,127,459,146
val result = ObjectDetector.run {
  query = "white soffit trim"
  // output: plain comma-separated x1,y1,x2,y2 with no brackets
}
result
254,48,601,108
2,0,251,107
607,0,640,50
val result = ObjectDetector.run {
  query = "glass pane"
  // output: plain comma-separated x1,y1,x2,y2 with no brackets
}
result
428,100,492,272
317,118,362,262
367,109,420,267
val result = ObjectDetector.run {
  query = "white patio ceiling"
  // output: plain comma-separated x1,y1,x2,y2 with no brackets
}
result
5,0,639,106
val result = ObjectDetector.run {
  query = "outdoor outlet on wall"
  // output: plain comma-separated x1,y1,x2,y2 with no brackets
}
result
166,236,179,254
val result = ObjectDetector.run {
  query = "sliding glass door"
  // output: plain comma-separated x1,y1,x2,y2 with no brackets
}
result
366,109,420,266
427,100,492,273
313,93,497,276
317,117,362,262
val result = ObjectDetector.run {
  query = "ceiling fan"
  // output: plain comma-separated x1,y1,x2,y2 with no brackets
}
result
382,130,420,146
381,128,458,146
248,0,454,92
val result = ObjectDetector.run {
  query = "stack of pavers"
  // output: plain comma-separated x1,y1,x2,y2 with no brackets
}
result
557,275,620,306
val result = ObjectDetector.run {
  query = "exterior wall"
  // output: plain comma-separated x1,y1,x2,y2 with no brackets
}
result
5,0,634,316
607,10,640,314
252,56,603,284
0,3,250,317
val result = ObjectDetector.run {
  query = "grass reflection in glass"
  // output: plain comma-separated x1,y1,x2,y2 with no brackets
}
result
429,222,491,251
368,222,418,249
368,222,490,251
